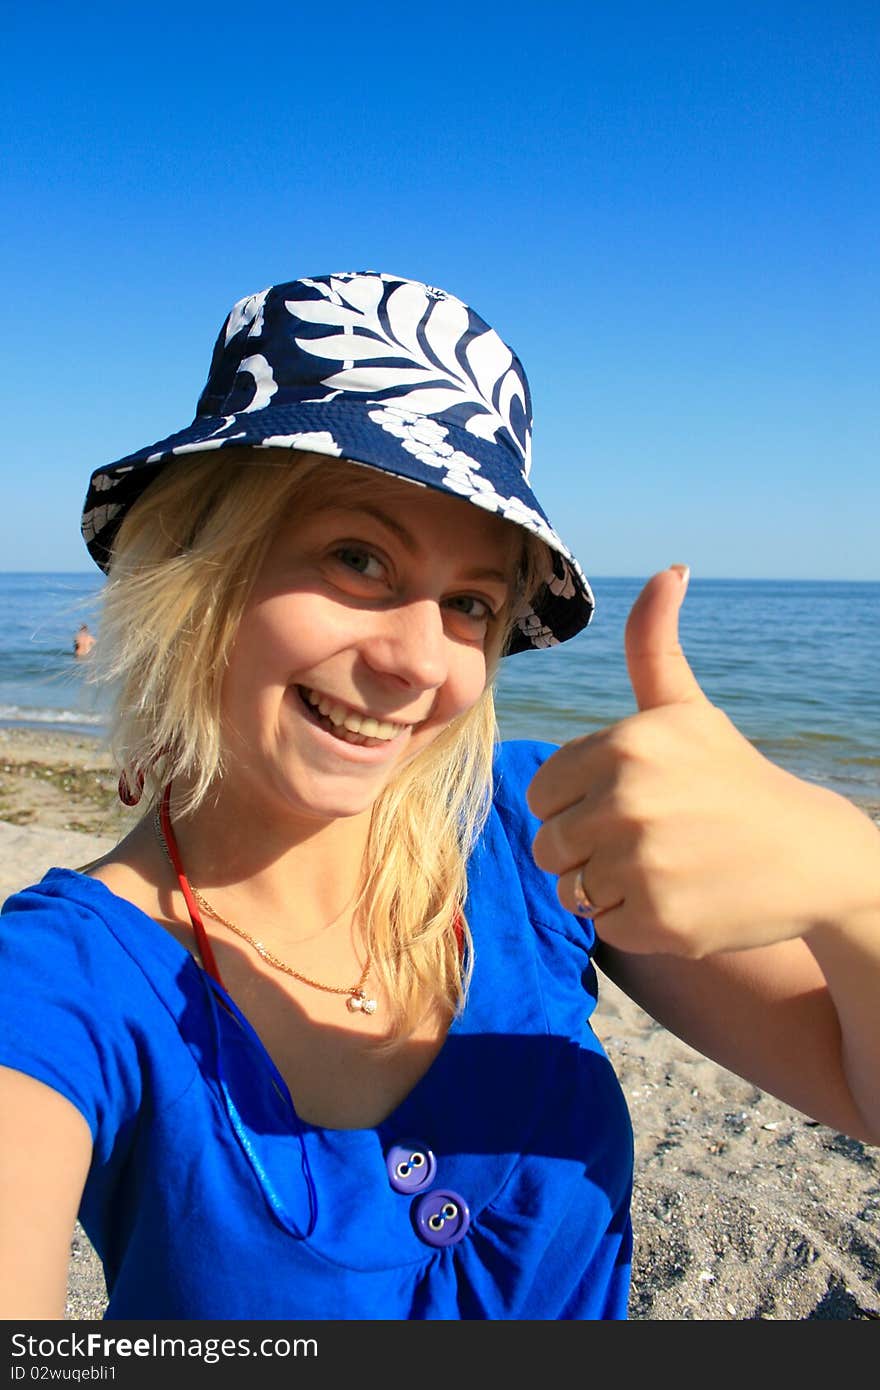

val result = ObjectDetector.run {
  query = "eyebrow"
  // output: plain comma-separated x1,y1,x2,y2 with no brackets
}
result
318,502,514,587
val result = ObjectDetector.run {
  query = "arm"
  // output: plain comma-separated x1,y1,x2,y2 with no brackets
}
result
595,921,880,1144
0,1066,93,1318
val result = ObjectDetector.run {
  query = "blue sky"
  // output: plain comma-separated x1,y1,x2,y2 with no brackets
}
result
2,0,877,579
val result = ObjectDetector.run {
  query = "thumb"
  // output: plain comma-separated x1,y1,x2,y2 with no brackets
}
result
625,565,706,710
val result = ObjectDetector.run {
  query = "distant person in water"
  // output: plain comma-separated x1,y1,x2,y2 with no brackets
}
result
72,624,95,658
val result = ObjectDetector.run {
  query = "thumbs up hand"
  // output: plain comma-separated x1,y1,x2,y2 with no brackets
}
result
623,564,704,709
527,566,851,958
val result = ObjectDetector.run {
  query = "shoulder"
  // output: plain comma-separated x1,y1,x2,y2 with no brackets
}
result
479,739,593,949
0,870,199,1146
490,739,559,844
0,866,171,1021
492,738,559,804
0,873,143,1143
2,869,110,944
0,868,194,1015
1,870,138,972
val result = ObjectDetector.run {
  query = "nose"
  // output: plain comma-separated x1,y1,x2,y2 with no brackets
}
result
361,598,449,692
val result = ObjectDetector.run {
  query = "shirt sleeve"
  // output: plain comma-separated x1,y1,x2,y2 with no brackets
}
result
0,881,143,1162
491,739,597,954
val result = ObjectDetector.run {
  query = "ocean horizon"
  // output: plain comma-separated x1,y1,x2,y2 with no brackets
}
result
0,572,878,806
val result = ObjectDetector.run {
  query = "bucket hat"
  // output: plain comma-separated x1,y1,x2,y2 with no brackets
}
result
82,270,594,653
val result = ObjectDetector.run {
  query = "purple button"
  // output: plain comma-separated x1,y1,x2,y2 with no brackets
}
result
413,1189,471,1248
386,1140,437,1195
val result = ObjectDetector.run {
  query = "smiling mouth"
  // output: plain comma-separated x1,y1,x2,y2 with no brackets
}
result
296,686,409,747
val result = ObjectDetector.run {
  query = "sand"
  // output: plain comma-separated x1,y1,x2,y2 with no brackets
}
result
1,724,878,1321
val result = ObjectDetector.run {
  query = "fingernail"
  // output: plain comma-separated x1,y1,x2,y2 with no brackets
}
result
670,564,690,591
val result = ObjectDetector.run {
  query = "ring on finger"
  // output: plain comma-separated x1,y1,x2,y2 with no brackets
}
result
572,864,597,917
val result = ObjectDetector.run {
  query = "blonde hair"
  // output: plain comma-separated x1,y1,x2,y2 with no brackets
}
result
94,449,550,1039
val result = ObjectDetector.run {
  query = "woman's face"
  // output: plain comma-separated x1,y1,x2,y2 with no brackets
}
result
219,472,521,825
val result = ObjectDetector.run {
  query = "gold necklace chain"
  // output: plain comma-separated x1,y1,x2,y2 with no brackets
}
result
153,805,377,1016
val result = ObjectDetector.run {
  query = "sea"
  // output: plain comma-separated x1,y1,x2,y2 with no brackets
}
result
0,572,878,806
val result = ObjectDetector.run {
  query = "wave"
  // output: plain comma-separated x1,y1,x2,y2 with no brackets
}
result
0,704,107,728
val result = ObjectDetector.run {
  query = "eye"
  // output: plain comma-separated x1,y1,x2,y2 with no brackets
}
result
444,594,495,622
333,545,384,579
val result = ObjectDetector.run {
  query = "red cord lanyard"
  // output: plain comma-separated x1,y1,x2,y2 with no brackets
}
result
159,784,227,990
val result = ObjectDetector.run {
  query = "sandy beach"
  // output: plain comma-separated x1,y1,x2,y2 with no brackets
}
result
1,724,878,1321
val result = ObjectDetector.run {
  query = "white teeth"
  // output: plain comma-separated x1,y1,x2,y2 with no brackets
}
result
305,688,403,741
348,715,379,736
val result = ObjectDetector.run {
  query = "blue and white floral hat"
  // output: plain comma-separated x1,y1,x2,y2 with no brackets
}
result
82,271,594,653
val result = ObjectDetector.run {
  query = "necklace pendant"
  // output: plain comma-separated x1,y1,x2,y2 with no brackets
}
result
347,988,377,1016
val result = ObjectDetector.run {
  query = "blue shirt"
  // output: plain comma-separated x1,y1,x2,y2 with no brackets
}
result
0,740,633,1319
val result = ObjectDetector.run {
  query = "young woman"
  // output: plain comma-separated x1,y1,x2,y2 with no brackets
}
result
1,271,878,1320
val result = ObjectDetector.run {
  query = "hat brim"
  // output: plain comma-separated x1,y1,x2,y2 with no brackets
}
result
82,399,594,654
